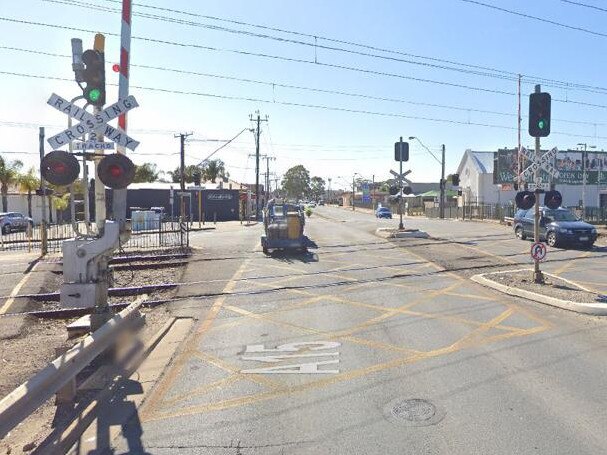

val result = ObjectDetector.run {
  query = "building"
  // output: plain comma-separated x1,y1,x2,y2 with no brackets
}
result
456,148,607,208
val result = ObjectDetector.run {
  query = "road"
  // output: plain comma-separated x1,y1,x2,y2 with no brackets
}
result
113,209,607,454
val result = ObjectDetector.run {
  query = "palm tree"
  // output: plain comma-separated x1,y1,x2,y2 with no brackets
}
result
18,168,40,218
0,157,23,212
203,159,226,183
51,193,70,223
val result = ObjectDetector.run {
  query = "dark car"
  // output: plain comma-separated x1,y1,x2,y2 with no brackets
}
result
513,207,598,248
376,207,392,219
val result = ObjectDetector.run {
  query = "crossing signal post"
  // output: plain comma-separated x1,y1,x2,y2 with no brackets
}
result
394,137,409,230
530,85,550,283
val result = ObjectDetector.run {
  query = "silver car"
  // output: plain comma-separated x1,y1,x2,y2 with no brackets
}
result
0,212,34,234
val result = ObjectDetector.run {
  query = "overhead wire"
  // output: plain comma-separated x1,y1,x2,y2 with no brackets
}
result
2,45,607,128
71,0,607,95
1,69,607,141
561,0,607,13
459,0,607,38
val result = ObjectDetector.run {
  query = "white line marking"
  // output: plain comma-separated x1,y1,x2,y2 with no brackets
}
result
0,262,37,314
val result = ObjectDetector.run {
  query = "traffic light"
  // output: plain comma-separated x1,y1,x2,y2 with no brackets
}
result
403,186,412,195
41,150,80,186
544,190,562,210
394,141,409,162
82,49,105,107
515,191,536,210
389,186,399,196
451,174,460,186
97,154,135,189
529,92,551,137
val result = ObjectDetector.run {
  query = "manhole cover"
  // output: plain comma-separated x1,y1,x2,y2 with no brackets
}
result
392,399,435,421
384,398,445,427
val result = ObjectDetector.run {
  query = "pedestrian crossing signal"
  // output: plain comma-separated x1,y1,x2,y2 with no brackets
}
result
40,150,80,186
515,191,536,210
97,154,135,189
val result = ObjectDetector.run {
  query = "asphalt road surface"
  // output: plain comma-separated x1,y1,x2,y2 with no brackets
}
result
114,209,607,454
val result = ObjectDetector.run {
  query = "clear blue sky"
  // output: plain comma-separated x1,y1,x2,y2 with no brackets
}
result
1,0,607,188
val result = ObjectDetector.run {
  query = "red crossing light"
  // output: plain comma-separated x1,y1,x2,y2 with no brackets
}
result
97,154,135,189
40,150,80,186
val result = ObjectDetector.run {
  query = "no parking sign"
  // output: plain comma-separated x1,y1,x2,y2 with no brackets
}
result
531,242,547,262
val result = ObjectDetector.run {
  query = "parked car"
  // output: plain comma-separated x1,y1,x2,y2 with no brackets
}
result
0,212,34,234
308,202,317,208
513,207,597,248
318,200,325,206
375,207,393,219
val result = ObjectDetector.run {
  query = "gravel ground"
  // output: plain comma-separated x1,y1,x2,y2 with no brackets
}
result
486,270,606,303
0,252,188,454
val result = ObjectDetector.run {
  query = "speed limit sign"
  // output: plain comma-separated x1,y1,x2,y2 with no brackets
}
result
531,242,547,262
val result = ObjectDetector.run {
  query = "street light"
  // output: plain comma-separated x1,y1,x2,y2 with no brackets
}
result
577,143,596,215
409,136,446,219
352,172,362,211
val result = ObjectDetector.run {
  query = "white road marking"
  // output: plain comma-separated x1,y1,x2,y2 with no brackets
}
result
241,341,341,374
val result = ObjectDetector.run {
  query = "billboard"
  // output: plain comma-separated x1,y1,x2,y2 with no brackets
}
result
494,149,607,185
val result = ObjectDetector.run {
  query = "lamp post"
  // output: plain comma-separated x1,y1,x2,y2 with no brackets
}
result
577,143,596,216
352,172,361,211
409,136,445,219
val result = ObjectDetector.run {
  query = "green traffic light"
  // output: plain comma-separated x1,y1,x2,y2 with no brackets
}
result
538,119,545,130
88,88,101,103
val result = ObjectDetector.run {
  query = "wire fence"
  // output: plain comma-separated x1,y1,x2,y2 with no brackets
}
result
0,220,190,253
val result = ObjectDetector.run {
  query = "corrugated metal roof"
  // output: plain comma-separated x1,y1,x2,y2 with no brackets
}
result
469,151,494,174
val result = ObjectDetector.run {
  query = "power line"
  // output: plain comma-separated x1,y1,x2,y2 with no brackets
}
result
561,0,607,13
197,128,249,166
87,0,607,95
1,69,607,141
459,0,607,38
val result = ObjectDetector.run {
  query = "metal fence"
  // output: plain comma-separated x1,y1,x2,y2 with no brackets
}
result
425,203,516,221
0,220,190,253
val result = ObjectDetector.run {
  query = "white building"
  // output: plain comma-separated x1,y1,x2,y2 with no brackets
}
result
456,149,607,208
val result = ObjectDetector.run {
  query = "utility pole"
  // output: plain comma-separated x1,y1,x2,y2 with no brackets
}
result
249,111,268,220
352,175,356,211
38,127,48,255
175,132,193,220
265,156,276,202
577,143,596,216
327,177,332,203
533,85,543,284
440,144,446,219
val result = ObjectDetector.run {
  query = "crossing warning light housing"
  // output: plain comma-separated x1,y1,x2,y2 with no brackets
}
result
389,186,399,196
40,150,80,186
403,186,412,195
515,191,536,210
97,154,135,189
544,190,563,210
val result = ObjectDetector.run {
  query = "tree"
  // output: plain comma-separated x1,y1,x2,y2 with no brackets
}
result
281,165,311,200
51,193,70,222
168,165,201,184
133,162,161,183
202,159,226,183
310,176,326,201
0,156,23,212
18,167,40,218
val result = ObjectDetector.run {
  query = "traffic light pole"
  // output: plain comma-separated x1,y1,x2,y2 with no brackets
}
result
440,144,446,219
533,84,544,284
399,136,404,230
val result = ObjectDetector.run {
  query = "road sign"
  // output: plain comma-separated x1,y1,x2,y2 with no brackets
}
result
47,93,140,150
520,147,559,182
74,141,115,150
527,182,551,191
531,242,547,261
390,169,412,185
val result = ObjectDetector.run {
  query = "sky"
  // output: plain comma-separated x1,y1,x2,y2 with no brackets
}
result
2,0,607,190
